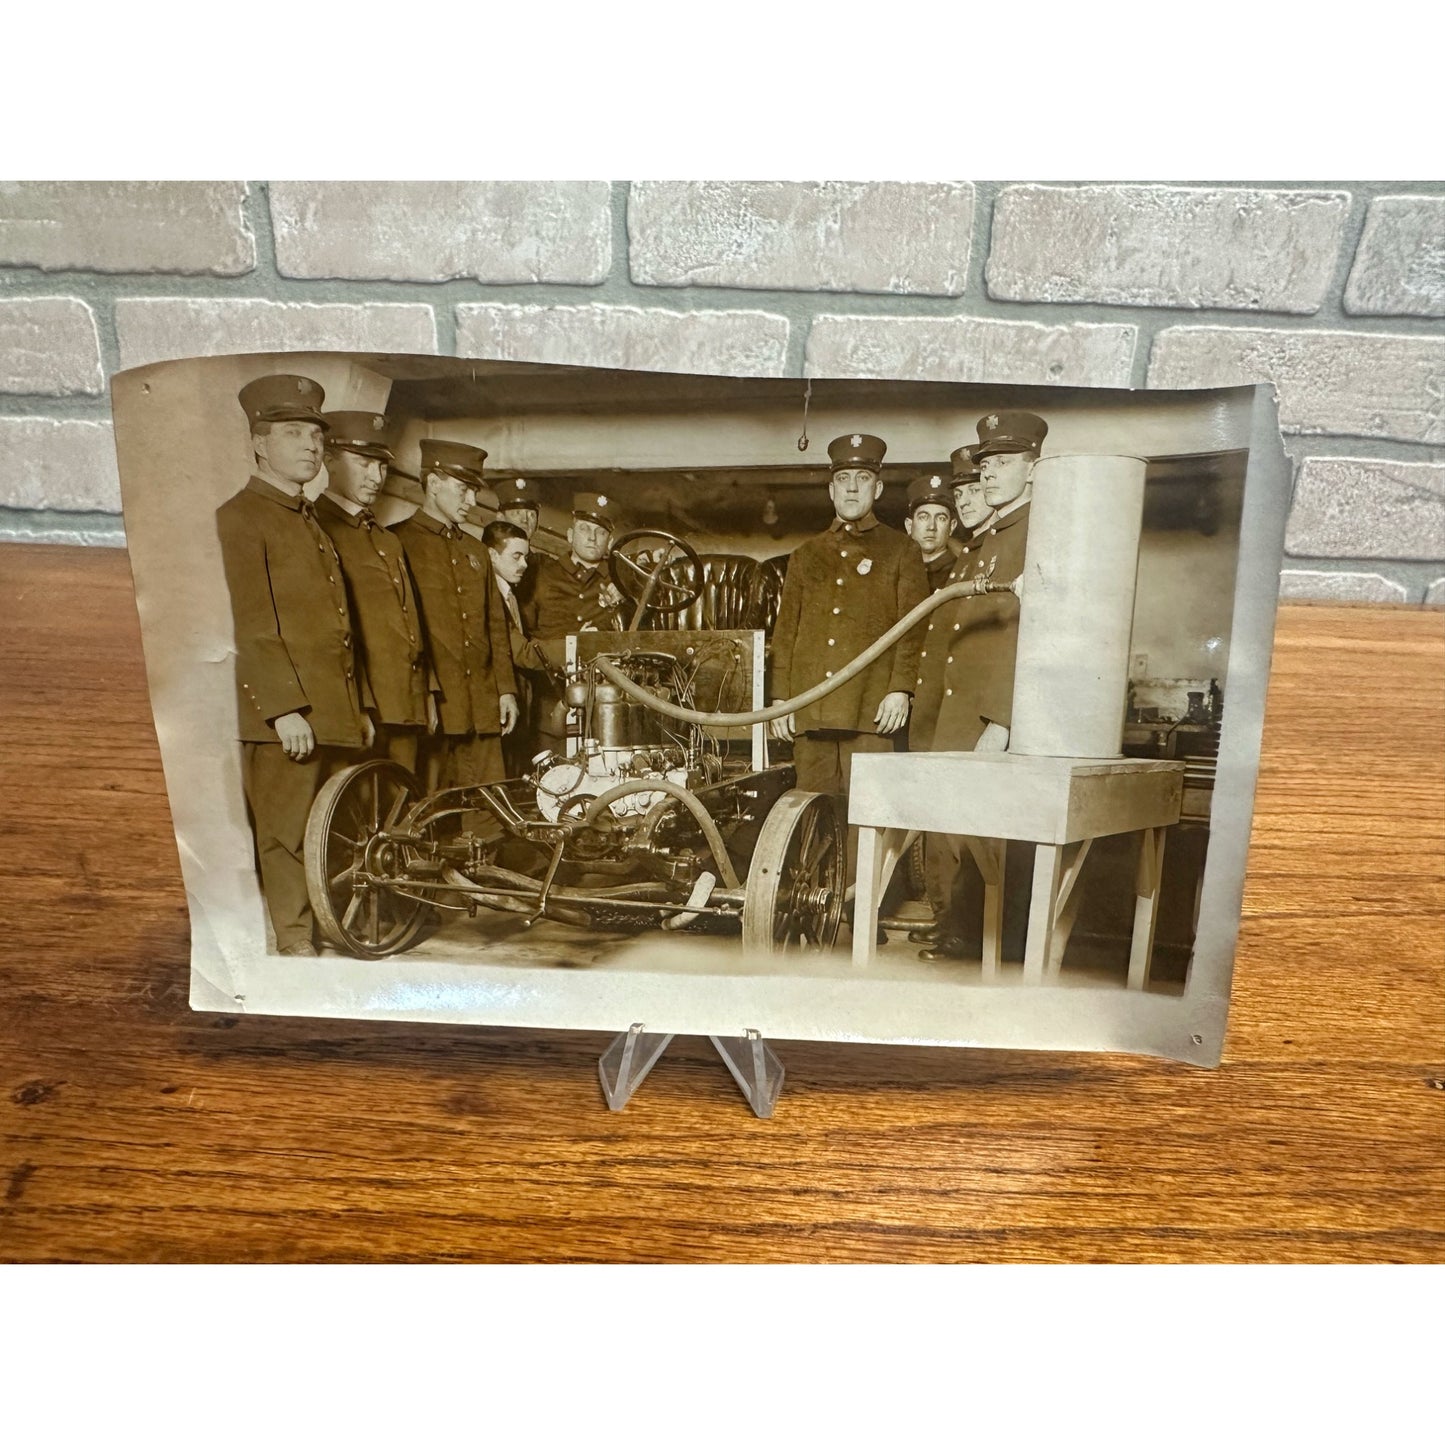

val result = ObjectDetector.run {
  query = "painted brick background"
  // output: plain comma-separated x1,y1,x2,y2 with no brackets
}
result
1,179,1442,604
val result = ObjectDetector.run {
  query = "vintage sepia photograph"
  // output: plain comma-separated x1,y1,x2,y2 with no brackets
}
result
112,351,1290,1065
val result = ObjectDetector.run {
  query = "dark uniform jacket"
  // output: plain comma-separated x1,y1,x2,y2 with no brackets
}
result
911,501,1031,751
770,513,929,735
522,553,623,639
922,540,964,593
392,510,516,738
215,476,370,747
315,492,432,728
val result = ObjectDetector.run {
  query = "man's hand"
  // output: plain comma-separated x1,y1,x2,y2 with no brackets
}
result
769,705,797,742
598,581,624,611
274,711,315,761
975,721,1010,752
499,693,520,736
874,691,911,735
426,693,440,734
360,712,376,749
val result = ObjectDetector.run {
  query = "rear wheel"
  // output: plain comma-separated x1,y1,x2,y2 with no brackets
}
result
304,760,430,958
741,790,846,954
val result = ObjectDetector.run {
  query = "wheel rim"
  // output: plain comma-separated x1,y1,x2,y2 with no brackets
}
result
304,760,430,958
742,790,846,954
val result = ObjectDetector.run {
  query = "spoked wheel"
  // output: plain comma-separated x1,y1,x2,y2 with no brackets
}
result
304,760,430,958
741,789,847,954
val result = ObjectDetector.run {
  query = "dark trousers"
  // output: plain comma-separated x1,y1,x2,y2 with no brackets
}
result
924,834,1034,956
792,730,893,884
791,730,892,797
429,732,506,791
376,723,423,776
241,741,337,952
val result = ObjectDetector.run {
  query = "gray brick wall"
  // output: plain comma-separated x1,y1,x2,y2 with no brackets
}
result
2,179,1441,604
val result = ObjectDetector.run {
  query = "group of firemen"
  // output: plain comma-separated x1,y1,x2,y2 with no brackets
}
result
217,371,1045,961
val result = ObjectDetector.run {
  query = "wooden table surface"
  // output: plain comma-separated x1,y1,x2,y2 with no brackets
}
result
1,543,1441,1263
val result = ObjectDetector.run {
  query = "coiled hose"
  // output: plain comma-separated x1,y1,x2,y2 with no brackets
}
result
592,575,1009,729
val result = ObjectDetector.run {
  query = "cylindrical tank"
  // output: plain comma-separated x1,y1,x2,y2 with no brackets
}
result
1008,453,1148,760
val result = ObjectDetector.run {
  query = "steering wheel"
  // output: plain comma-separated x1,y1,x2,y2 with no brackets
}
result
608,529,705,624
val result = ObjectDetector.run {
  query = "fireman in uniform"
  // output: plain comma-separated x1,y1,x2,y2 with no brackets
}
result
494,474,544,613
522,491,625,756
315,411,436,774
903,470,963,592
391,440,518,789
216,374,374,956
769,433,929,808
912,412,1046,960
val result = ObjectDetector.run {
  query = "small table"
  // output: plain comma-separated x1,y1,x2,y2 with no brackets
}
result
849,753,1186,986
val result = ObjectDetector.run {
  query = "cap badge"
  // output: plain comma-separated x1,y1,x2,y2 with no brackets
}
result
297,379,308,392
371,416,384,431
514,479,526,490
596,495,608,507
930,475,942,488
857,558,873,576
985,414,999,430
850,434,862,447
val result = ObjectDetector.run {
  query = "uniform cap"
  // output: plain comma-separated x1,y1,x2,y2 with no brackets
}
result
826,432,887,473
572,491,618,531
498,476,543,514
420,438,487,487
238,374,328,429
949,444,983,482
974,410,1048,460
906,472,954,515
322,411,393,461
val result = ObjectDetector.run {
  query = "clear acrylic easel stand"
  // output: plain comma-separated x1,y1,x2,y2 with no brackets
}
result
598,1024,785,1119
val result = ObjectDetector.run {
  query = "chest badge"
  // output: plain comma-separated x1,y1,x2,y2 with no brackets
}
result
856,557,872,575
467,553,482,572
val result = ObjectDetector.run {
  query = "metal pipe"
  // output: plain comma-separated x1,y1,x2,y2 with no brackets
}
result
592,576,1013,729
578,778,742,889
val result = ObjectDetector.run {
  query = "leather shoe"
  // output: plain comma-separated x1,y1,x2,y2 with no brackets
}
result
918,935,970,961
278,942,319,957
907,924,940,944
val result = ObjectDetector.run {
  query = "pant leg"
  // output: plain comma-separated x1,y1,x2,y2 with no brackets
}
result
791,732,843,796
241,741,327,952
439,732,506,789
377,724,422,776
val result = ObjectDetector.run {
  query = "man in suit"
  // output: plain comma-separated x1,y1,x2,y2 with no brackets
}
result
769,433,929,805
912,412,1046,961
483,518,563,775
494,475,544,613
523,491,625,757
391,440,518,791
315,411,436,775
215,374,374,956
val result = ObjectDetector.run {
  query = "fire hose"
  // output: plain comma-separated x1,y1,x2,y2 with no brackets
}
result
591,575,1015,730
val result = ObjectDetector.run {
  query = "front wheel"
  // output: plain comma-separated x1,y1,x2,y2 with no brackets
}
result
304,760,430,958
741,789,846,955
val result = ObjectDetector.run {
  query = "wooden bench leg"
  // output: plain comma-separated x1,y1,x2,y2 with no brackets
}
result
1024,843,1064,984
851,825,911,968
1128,826,1168,990
963,836,1006,980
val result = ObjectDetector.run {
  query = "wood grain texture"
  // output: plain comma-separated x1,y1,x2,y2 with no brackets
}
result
1,544,1441,1263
